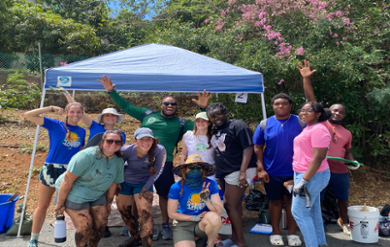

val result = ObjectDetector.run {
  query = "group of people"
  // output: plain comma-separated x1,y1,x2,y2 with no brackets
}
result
23,60,357,247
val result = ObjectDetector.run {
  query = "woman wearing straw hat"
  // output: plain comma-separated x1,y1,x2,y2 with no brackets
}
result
168,154,223,247
181,112,215,181
53,86,126,143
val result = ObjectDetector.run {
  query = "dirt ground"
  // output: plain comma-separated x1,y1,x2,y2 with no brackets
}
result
0,110,389,220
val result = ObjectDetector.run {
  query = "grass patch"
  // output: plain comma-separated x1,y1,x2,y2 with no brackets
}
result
19,143,48,154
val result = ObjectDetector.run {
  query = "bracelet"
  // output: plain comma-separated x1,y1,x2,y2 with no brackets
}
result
240,172,246,175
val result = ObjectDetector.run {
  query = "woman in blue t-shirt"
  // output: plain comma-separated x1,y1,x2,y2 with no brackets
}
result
116,128,166,247
168,154,223,247
54,86,127,143
24,102,86,247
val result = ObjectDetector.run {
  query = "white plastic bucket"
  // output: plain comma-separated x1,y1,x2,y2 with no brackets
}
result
219,206,232,235
348,205,379,243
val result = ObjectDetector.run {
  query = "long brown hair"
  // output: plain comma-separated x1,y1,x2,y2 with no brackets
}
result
97,130,124,159
179,167,207,195
64,102,84,141
193,120,213,149
145,138,159,176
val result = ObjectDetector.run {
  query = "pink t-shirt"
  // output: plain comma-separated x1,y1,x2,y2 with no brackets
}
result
293,123,331,173
323,121,352,173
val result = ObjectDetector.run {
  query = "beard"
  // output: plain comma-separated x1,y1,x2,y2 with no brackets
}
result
161,109,176,117
328,118,342,125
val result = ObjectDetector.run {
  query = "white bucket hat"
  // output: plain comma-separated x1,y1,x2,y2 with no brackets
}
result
97,108,124,124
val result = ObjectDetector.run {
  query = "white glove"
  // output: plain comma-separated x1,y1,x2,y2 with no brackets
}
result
293,178,309,197
347,161,360,170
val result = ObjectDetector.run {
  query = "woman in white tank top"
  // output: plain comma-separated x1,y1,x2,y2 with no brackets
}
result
181,112,216,180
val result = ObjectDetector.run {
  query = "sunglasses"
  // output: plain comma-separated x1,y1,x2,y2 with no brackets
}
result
187,165,201,170
105,139,122,146
297,109,315,114
163,102,177,106
332,128,338,144
208,113,223,121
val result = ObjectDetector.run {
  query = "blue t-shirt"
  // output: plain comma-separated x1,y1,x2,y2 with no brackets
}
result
168,178,218,215
252,115,303,176
88,120,126,143
42,117,86,164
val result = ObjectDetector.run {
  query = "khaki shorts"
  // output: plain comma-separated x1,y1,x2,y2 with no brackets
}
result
173,220,207,244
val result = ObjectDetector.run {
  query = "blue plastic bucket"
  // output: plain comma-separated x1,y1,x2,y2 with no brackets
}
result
0,194,19,234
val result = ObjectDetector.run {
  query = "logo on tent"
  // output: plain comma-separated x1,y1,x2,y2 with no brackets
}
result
57,76,72,87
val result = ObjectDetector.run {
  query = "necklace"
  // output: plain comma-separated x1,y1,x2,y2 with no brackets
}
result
275,114,291,127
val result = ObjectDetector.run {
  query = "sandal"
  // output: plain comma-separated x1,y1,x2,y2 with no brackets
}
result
215,238,234,247
287,235,302,246
270,234,284,246
337,219,350,235
118,236,142,247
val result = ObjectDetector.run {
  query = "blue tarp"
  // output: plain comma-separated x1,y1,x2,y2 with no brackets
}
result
44,43,263,93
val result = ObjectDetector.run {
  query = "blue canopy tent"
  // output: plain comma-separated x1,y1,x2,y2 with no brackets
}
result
19,43,266,236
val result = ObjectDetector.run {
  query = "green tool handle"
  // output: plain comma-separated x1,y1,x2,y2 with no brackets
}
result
326,156,363,166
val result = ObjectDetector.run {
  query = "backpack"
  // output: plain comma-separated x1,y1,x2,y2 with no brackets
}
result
260,115,305,131
142,110,185,152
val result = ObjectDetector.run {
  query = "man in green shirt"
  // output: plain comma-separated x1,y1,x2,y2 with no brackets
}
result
98,75,210,240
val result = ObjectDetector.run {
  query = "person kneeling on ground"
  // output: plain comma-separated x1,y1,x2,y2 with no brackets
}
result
168,154,222,247
55,130,125,247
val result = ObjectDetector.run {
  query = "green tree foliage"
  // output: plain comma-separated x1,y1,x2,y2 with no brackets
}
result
6,1,101,55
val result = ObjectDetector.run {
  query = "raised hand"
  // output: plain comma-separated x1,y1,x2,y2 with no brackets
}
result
192,89,211,108
97,75,116,92
199,182,211,202
296,60,316,78
49,86,70,96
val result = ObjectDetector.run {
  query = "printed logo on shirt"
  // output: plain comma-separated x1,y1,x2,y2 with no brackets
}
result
187,192,206,211
195,143,207,153
148,117,156,124
62,132,82,149
211,133,227,152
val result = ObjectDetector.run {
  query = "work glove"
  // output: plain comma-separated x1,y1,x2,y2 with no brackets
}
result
293,178,309,197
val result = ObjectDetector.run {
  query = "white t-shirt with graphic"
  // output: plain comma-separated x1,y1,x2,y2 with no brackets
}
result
184,131,216,180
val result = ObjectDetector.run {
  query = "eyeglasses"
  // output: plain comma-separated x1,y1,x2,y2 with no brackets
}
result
105,139,122,146
208,113,223,121
187,165,201,170
297,109,315,114
163,102,177,106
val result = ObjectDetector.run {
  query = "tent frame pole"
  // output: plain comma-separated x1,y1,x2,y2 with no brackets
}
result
17,89,47,237
260,92,267,120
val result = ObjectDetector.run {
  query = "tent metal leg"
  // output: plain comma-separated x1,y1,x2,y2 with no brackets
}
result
261,92,267,120
17,89,47,237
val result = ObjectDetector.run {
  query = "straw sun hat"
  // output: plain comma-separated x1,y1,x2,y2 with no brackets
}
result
173,154,216,177
97,108,124,124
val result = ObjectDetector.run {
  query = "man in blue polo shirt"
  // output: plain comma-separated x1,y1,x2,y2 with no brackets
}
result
253,93,303,246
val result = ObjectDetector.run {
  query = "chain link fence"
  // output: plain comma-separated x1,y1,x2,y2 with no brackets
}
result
0,53,90,86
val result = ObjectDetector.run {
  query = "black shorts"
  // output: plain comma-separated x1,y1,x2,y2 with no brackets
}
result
154,161,175,198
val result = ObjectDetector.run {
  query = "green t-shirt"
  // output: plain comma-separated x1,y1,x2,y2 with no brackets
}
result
109,90,195,162
55,147,124,203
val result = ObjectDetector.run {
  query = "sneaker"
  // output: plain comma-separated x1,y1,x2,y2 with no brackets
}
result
121,226,130,236
161,224,173,240
153,227,159,241
102,226,111,238
28,239,38,247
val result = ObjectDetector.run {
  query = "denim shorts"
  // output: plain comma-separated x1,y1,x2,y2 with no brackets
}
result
117,181,153,195
320,172,350,201
264,175,293,200
39,163,68,187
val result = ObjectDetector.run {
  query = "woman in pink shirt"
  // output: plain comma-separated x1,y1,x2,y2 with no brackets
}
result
291,102,331,247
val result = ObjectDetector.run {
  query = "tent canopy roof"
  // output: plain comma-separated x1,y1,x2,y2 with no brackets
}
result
45,43,263,93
